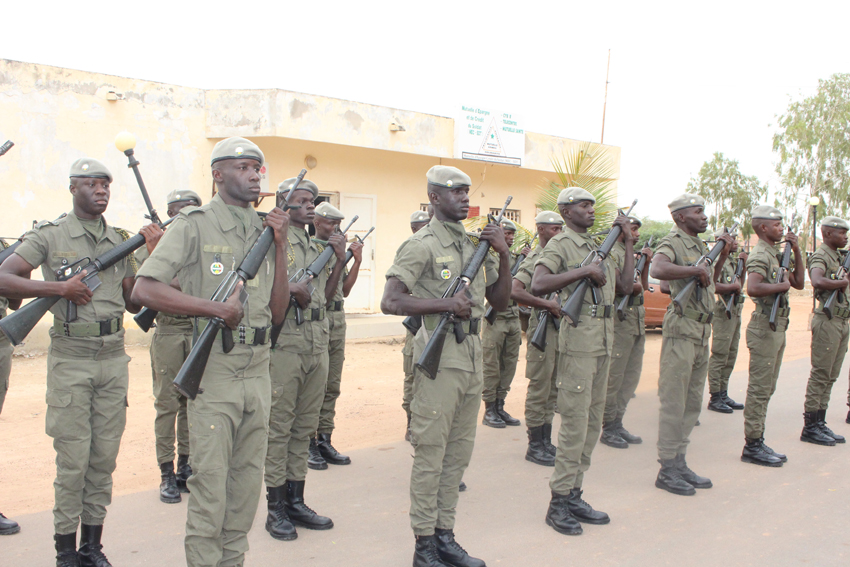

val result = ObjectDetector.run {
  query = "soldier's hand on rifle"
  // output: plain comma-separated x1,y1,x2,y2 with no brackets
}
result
140,223,164,255
717,233,735,258
691,263,712,288
727,280,742,294
221,282,245,330
264,207,289,246
448,284,474,320
775,278,792,293
349,240,364,262
521,245,532,256
480,224,508,254
612,214,631,235
328,234,346,261
290,278,313,308
546,298,562,318
738,251,748,263
786,230,800,251
61,270,94,306
641,246,653,261
632,281,644,295
584,256,607,287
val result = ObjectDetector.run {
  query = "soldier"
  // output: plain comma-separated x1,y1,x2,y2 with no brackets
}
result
137,189,202,504
707,227,747,414
0,238,22,536
382,165,510,567
481,219,526,428
531,188,634,535
0,158,157,566
264,178,346,541
649,194,733,495
307,201,364,470
802,216,849,446
741,205,803,466
132,137,290,566
600,217,651,448
511,211,564,466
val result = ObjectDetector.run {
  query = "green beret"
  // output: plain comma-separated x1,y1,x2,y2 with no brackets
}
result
410,210,430,223
426,165,471,188
821,216,849,231
166,189,202,206
210,137,264,166
751,205,783,221
557,187,596,205
713,226,738,238
278,177,319,200
668,193,705,213
535,211,564,225
500,219,517,232
315,201,344,221
69,158,112,183
628,216,642,227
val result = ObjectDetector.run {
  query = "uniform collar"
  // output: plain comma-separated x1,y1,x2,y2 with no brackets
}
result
672,225,704,250
209,193,264,234
819,243,839,261
67,213,121,245
754,238,780,254
563,226,594,247
429,217,468,249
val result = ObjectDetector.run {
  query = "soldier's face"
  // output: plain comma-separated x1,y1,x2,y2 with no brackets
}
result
762,219,784,242
537,223,562,244
827,227,849,249
411,221,428,234
70,177,110,216
288,189,316,226
213,159,262,204
679,206,708,234
314,216,340,240
431,185,470,222
630,224,640,241
167,199,198,218
565,201,595,229
504,230,516,247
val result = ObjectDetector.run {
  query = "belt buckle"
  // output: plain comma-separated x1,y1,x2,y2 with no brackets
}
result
63,322,71,336
99,320,110,336
590,304,598,318
239,326,247,344
254,327,267,345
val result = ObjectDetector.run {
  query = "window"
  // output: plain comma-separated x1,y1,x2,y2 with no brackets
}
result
490,208,521,223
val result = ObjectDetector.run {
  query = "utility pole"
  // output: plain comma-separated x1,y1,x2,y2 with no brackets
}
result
601,49,611,144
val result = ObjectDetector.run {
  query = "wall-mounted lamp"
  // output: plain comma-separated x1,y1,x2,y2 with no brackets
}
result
305,155,318,169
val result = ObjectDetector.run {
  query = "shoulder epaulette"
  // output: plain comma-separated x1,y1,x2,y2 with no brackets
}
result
34,213,68,230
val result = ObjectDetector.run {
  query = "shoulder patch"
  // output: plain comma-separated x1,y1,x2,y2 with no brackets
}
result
35,213,68,230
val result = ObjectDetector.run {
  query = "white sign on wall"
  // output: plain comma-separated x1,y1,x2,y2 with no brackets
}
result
454,106,525,166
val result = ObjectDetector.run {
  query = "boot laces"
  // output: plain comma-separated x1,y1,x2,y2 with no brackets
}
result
441,531,469,556
270,500,290,522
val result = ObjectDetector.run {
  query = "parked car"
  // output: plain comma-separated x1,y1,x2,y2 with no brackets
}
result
644,277,670,328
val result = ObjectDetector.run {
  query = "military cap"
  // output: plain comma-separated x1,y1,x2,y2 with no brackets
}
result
628,216,642,227
166,189,202,206
426,165,471,188
535,211,564,225
210,137,264,166
751,205,783,220
557,187,596,205
278,177,319,199
821,216,850,231
69,158,112,182
315,201,344,220
410,210,430,223
713,226,738,238
668,193,705,213
500,219,517,232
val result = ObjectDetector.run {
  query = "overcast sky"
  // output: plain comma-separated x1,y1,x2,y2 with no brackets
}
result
3,0,847,220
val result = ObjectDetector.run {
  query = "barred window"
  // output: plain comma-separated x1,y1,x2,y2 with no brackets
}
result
490,208,521,223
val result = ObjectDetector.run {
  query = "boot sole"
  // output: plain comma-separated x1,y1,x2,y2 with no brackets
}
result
707,406,734,414
570,513,610,525
741,455,783,467
525,454,555,467
177,480,190,493
800,435,836,447
307,462,329,470
265,523,297,541
545,516,582,535
160,494,181,504
290,519,334,530
482,420,506,429
600,439,628,449
320,456,352,465
0,525,20,535
655,479,696,496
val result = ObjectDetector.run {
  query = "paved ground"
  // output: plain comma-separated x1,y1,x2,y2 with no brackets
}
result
3,356,849,567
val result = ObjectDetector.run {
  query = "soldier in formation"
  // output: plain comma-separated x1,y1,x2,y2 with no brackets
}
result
0,238,22,536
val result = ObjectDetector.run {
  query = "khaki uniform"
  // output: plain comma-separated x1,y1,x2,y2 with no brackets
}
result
386,217,498,535
265,227,331,486
514,244,559,428
708,259,745,394
402,329,415,418
805,245,849,413
0,240,11,414
316,240,347,435
15,213,135,535
535,227,615,494
604,241,646,425
137,194,276,567
481,251,522,403
655,227,714,460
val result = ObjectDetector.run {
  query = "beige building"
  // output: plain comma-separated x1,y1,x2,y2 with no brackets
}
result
0,59,620,350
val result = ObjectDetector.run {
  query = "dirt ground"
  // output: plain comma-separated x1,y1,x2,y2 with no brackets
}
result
0,295,819,517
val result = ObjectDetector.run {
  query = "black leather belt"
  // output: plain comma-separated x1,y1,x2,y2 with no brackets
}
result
327,300,344,312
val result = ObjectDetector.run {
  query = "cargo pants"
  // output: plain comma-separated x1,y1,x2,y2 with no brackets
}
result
317,311,345,435
708,302,742,394
657,336,709,460
805,312,849,413
603,327,645,424
150,324,192,464
0,338,11,415
402,330,415,419
481,316,522,403
524,316,559,428
743,312,787,439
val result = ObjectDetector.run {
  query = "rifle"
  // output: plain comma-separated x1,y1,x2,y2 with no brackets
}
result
560,200,637,327
415,196,512,380
484,233,536,325
724,255,746,319
529,292,561,352
0,217,175,346
268,215,359,348
672,222,739,315
822,249,850,320
616,234,654,322
172,174,307,400
0,140,13,157
345,227,374,265
768,232,795,332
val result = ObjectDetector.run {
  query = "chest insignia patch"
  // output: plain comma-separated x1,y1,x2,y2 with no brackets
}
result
210,261,224,276
441,268,451,280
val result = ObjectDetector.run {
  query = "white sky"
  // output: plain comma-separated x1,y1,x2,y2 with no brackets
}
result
3,0,847,220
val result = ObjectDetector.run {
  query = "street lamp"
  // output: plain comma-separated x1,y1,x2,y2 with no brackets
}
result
809,195,820,310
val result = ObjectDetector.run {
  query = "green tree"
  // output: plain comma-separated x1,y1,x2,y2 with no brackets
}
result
686,152,767,242
636,217,673,249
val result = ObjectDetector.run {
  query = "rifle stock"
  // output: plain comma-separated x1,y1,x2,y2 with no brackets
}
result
172,321,221,399
530,292,559,352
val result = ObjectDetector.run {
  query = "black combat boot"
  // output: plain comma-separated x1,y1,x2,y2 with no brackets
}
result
0,512,20,535
599,422,628,449
495,399,520,426
285,480,333,530
176,454,192,493
846,404,850,424
541,422,557,456
614,418,642,444
413,535,451,567
525,426,555,466
307,437,328,470
545,492,582,535
78,524,112,567
567,488,610,524
434,528,486,567
817,409,845,443
760,437,787,462
458,481,467,492
801,411,836,446
317,433,352,465
54,532,79,567
707,391,733,413
742,437,783,466
721,390,744,410
655,458,696,495
481,402,505,428
158,461,181,504
675,454,712,488
265,485,297,541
